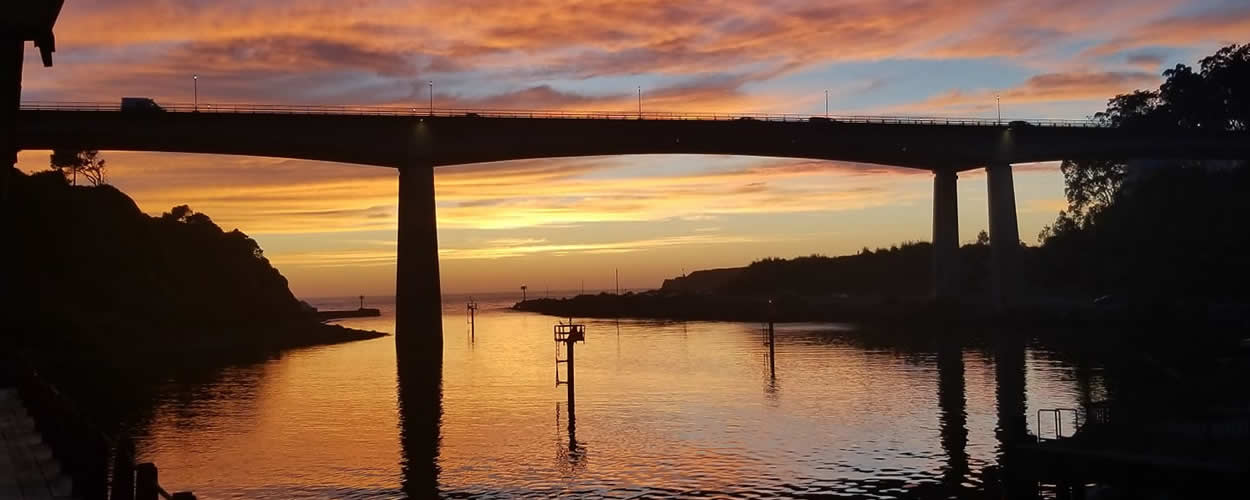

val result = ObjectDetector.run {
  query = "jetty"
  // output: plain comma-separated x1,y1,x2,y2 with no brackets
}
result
312,295,382,321
315,308,381,321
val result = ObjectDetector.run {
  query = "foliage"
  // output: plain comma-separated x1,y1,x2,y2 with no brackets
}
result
1051,43,1249,232
50,149,108,186
1036,43,1250,299
7,168,306,347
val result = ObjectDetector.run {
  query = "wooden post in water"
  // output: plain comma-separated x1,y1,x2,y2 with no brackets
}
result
767,320,776,378
110,437,135,500
134,463,158,500
468,299,476,343
566,334,575,415
767,299,776,379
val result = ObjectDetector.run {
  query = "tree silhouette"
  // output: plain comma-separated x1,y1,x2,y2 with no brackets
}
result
975,230,990,246
50,149,108,186
1036,43,1250,298
1051,43,1249,232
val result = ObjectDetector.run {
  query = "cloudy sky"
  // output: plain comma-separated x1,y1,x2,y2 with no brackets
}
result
16,0,1250,297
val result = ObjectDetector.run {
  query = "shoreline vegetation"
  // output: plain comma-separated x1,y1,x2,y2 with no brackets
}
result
511,290,1250,328
5,166,384,408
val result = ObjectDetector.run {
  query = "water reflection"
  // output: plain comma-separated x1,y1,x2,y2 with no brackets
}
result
556,402,587,473
937,340,969,491
124,296,1113,498
396,323,444,499
993,333,1032,497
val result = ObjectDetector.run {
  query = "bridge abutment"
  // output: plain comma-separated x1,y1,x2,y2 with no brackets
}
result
932,168,960,301
986,163,1019,308
395,163,444,360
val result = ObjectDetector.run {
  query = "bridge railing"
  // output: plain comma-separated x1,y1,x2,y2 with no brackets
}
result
19,101,1104,127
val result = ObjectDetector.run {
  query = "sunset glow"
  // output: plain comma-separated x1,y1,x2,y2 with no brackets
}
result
17,0,1249,296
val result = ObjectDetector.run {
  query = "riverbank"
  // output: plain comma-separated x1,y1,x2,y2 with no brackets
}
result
512,290,1250,329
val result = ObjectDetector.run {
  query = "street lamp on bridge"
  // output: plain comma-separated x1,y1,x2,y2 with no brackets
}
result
428,81,433,116
193,74,198,112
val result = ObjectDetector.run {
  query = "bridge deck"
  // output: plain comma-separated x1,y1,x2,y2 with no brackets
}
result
20,101,1102,127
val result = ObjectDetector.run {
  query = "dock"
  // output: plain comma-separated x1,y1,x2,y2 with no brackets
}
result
314,308,381,321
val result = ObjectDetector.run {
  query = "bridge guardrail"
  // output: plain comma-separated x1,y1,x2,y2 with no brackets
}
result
20,101,1104,127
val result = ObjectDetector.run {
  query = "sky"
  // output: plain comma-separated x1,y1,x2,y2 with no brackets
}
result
14,0,1250,297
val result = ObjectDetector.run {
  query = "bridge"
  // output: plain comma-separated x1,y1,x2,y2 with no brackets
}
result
14,101,1250,353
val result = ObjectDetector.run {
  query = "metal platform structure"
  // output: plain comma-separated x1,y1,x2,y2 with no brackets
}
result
554,322,585,386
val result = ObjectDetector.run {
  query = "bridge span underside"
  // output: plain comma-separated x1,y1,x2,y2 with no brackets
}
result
16,110,1250,352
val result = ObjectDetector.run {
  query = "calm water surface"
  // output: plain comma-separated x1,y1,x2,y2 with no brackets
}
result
133,293,1092,498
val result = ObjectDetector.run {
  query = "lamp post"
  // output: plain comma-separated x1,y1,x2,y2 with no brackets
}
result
825,89,829,118
996,94,1001,125
193,75,198,112
637,86,641,119
428,81,433,116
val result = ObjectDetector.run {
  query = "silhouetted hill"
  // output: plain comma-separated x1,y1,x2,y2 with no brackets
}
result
4,168,382,358
659,242,998,299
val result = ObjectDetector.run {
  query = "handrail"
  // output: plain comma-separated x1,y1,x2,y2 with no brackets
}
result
18,100,1105,128
1037,408,1081,441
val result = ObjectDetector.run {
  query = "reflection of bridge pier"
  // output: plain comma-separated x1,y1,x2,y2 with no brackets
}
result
993,333,1034,497
396,349,444,497
937,341,968,491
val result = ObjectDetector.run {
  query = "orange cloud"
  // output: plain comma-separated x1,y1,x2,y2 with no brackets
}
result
25,0,1209,111
15,151,923,234
895,70,1160,115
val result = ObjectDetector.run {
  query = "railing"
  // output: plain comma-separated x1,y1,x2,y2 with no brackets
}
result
19,100,1105,127
1037,408,1081,441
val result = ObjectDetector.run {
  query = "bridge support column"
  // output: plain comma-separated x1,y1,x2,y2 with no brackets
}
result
395,163,443,360
932,168,960,301
986,163,1019,309
2,37,20,198
2,38,24,329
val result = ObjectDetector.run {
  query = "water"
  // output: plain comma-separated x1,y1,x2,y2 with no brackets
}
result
131,293,1091,498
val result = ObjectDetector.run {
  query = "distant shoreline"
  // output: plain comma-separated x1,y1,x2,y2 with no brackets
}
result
512,291,1250,329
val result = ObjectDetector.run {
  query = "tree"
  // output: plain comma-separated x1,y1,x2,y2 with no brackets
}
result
50,149,107,186
1037,43,1250,298
1197,43,1250,131
1092,90,1162,129
975,230,990,246
1059,158,1125,224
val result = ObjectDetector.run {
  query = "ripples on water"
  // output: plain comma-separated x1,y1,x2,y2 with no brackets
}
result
132,293,1091,498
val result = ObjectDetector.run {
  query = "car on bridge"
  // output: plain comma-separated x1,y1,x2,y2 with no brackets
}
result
120,97,164,113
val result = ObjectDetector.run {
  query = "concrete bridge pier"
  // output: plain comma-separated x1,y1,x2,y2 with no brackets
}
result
395,162,444,359
986,163,1019,308
931,168,960,301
